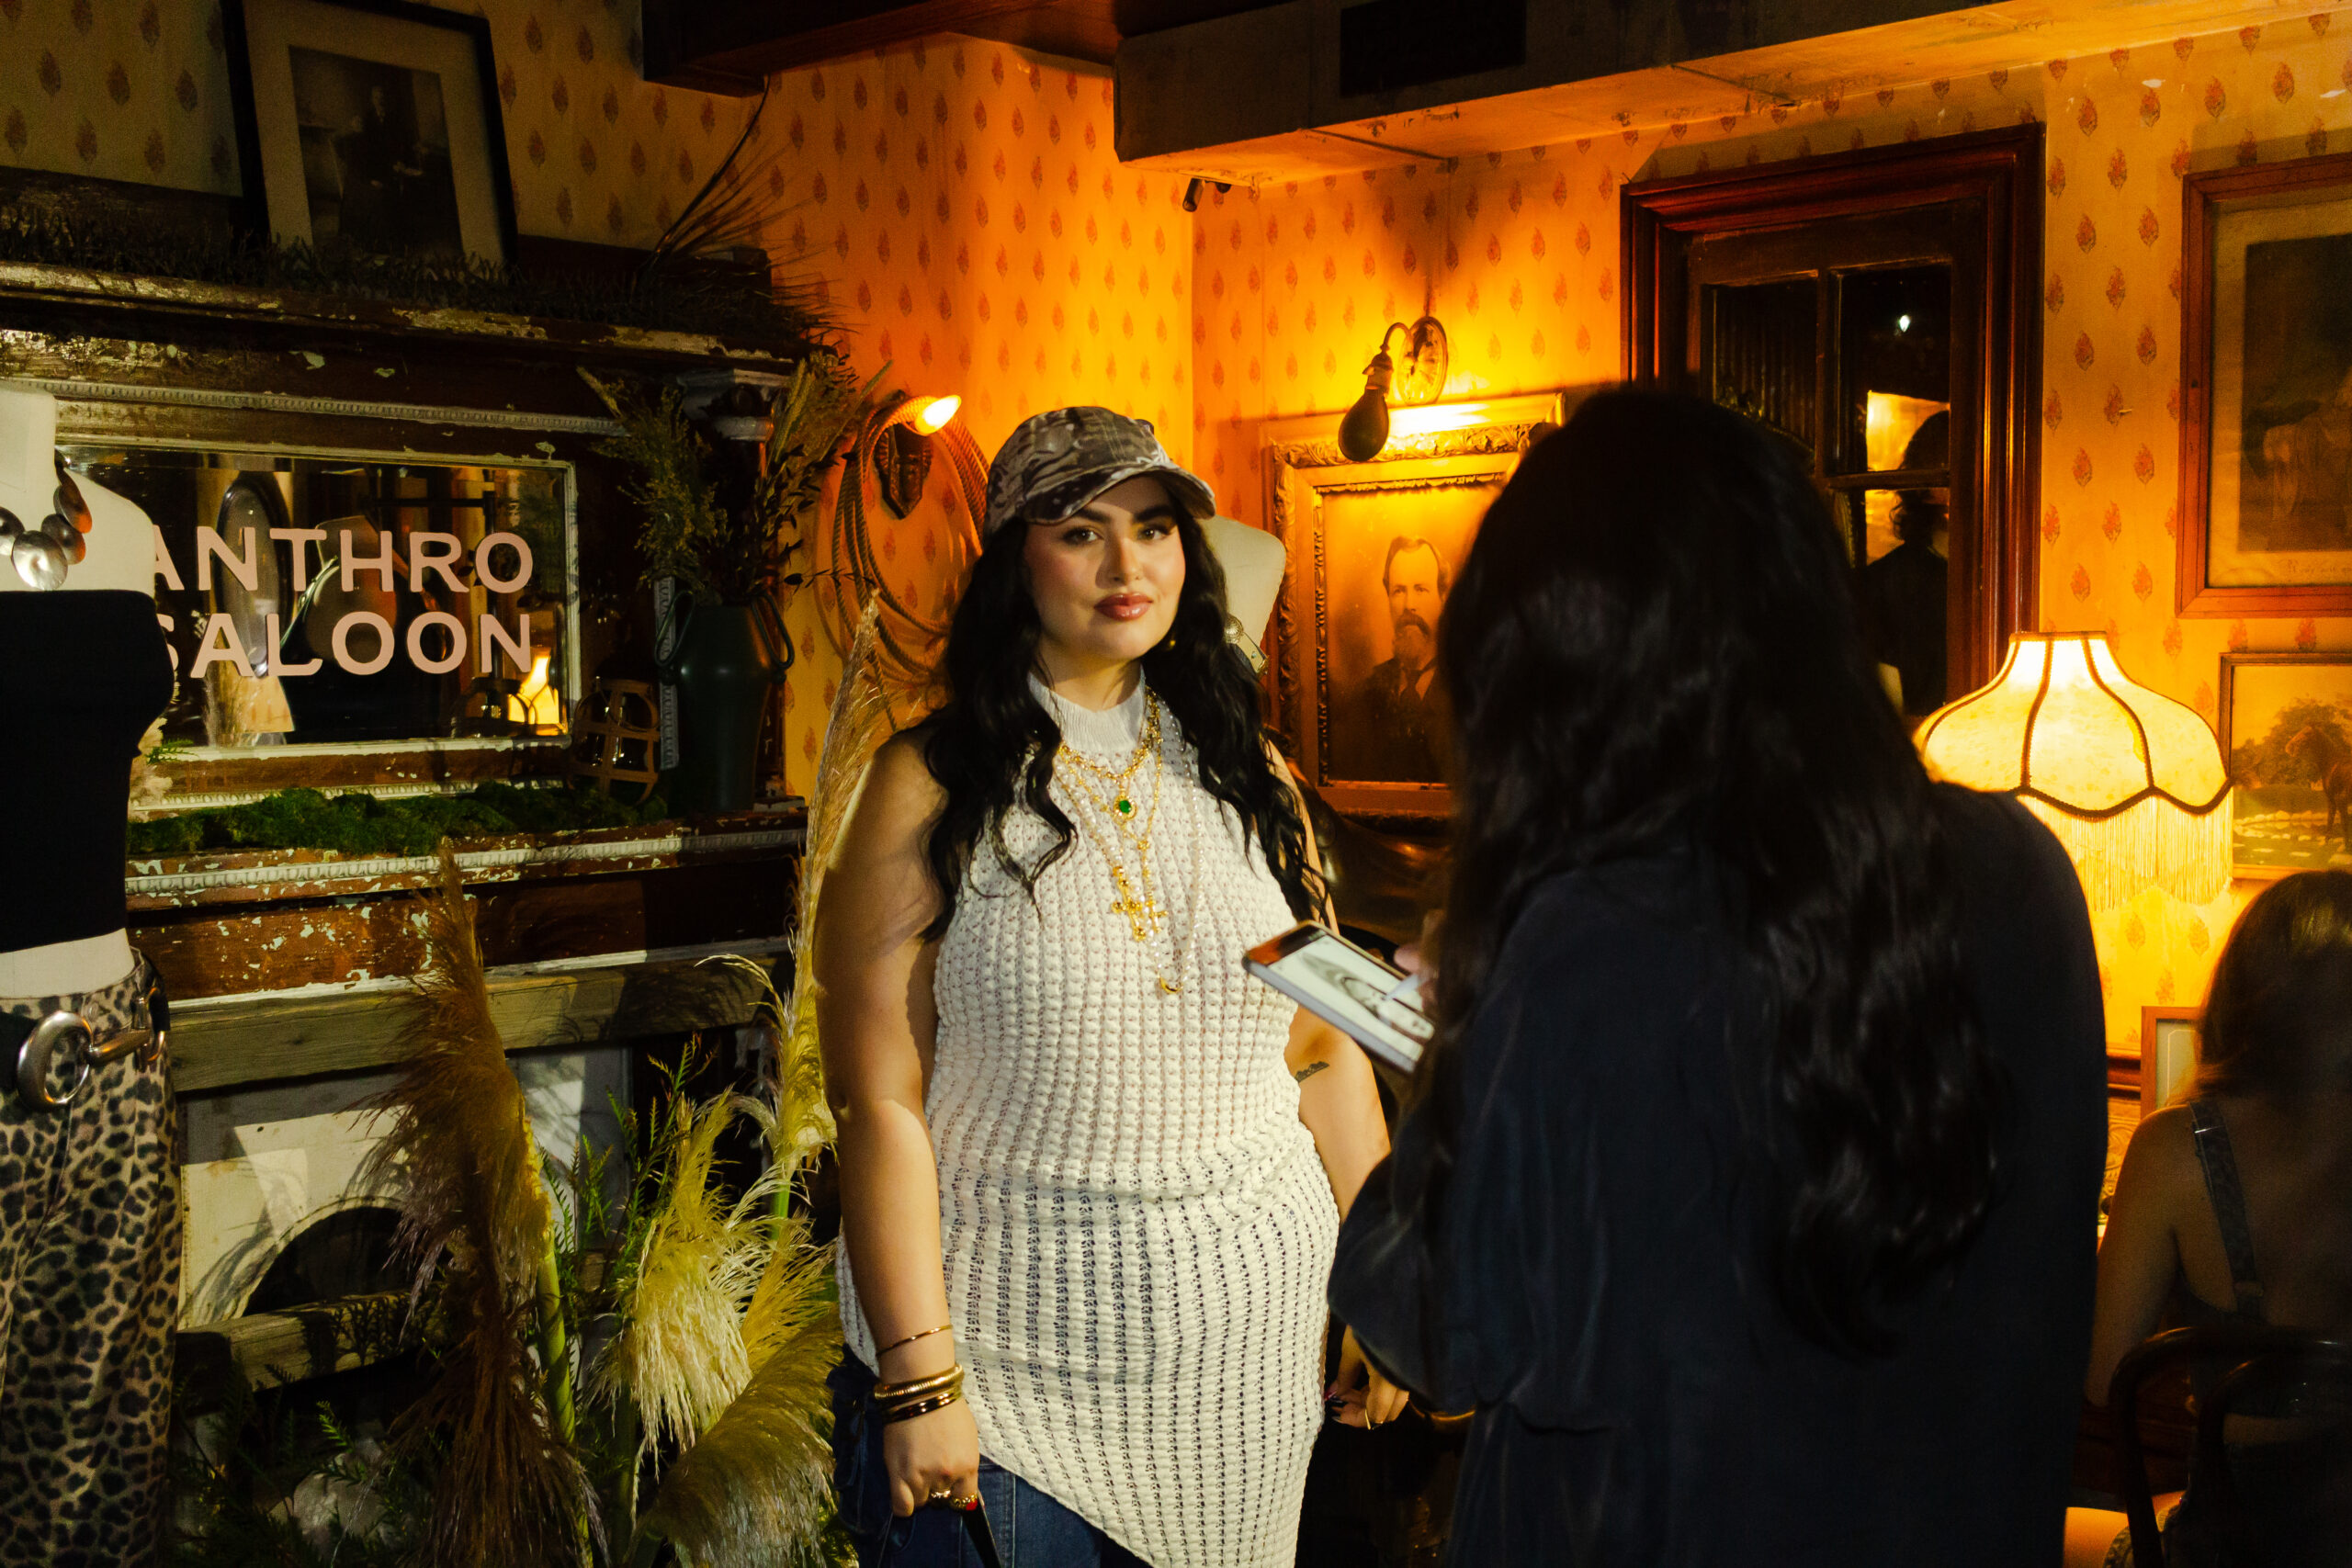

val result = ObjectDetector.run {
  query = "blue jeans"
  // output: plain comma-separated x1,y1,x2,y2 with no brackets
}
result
831,1353,1148,1568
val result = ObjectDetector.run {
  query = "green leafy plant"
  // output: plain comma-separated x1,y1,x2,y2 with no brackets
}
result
175,857,845,1567
584,352,880,608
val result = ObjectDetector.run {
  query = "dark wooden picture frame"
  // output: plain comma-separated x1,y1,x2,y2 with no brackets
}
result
2217,650,2352,877
1260,394,1562,826
1622,125,2043,700
222,0,518,266
2177,152,2352,616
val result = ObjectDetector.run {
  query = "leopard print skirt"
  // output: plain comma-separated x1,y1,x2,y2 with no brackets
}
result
0,955,178,1568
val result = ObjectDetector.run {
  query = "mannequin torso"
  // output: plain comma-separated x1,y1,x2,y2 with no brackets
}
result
0,386,160,997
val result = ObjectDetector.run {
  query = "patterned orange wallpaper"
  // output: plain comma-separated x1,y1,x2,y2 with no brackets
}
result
1192,16,2352,1048
12,0,2348,1047
0,0,755,249
1642,20,2352,1048
750,40,1195,799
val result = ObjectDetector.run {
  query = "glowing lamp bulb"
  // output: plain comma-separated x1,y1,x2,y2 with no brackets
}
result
908,395,960,434
1337,349,1396,462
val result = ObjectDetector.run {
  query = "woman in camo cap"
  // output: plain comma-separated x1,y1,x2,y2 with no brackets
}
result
819,407,1400,1567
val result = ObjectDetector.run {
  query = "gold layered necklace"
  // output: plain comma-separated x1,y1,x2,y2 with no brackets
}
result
1057,692,1167,942
1055,689,1193,994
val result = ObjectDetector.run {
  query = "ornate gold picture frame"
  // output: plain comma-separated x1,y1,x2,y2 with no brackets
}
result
1261,392,1565,825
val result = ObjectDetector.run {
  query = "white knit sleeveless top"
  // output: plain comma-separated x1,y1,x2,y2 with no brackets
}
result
839,678,1338,1568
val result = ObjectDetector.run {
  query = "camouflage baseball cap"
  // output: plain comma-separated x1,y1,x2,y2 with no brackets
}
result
983,406,1216,536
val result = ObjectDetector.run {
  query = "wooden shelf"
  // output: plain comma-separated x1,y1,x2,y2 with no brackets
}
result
170,948,785,1094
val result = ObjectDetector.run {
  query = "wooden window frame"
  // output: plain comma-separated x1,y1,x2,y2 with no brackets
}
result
1622,125,2044,698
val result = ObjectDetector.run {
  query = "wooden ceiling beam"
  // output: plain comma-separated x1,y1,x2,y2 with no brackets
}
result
641,0,1128,92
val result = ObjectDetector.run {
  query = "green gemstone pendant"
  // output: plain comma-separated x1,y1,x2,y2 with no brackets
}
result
1114,796,1135,818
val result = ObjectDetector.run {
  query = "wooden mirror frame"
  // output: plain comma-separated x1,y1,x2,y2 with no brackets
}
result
1622,125,2044,698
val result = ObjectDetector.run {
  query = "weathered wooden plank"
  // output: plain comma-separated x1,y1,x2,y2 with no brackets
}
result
175,1291,412,1410
125,821,803,908
169,952,783,1094
146,740,568,804
137,855,796,1001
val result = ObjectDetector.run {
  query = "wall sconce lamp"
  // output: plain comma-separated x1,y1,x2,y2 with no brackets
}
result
1917,632,2231,911
875,392,963,517
903,394,960,434
1337,316,1451,461
1182,178,1233,212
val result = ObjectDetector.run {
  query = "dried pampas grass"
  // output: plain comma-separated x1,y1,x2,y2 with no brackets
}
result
596,1090,778,1453
639,1214,842,1568
364,842,590,1568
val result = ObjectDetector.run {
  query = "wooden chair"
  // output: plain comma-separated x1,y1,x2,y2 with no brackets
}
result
2111,1325,2352,1566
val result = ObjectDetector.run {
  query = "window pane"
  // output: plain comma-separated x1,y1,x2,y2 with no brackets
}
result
1708,278,1816,454
1850,485,1950,716
1839,265,1951,474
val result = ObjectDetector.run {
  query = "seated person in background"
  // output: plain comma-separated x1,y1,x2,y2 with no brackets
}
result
1328,388,2109,1566
2070,869,2352,1568
1860,488,1948,716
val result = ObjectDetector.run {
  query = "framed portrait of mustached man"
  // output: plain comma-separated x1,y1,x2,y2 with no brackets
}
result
2179,151,2352,615
1261,391,1566,824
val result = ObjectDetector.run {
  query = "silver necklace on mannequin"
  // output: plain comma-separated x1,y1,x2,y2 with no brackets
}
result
0,457,93,591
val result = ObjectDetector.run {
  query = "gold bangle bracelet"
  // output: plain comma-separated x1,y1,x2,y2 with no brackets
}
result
877,1323,953,1356
873,1366,963,1404
879,1389,963,1425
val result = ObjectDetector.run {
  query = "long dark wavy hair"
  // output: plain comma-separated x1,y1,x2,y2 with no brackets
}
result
911,490,1321,941
1427,387,2001,1354
2198,869,2352,1100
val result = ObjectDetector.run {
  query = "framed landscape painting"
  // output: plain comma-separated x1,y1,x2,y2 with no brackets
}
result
2178,152,2352,615
2219,652,2352,875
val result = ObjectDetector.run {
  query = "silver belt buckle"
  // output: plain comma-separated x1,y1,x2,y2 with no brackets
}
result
17,1010,96,1111
13,1008,158,1111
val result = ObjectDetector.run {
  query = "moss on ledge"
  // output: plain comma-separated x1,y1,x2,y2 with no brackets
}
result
127,783,671,861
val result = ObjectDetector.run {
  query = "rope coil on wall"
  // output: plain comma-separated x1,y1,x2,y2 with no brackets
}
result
818,391,987,697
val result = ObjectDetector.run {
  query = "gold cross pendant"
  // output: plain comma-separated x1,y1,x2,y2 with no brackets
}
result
1106,866,1164,940
1110,889,1166,940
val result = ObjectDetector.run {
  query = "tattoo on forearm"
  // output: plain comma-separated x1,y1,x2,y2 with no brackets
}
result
1294,1061,1329,1084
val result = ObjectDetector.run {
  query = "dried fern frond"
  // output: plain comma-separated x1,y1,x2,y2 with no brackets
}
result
637,1233,842,1568
363,843,587,1568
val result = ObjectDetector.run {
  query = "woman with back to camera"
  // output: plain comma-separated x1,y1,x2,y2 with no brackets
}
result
817,407,1401,1568
1329,387,2110,1563
2068,869,2352,1567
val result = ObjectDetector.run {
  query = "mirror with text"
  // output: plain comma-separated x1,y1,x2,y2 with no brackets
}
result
65,446,573,750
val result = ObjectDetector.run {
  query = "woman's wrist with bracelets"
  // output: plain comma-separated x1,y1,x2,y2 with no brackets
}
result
873,1362,967,1424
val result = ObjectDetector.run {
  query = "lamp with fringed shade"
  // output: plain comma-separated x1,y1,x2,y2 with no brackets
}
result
1916,633,2231,911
